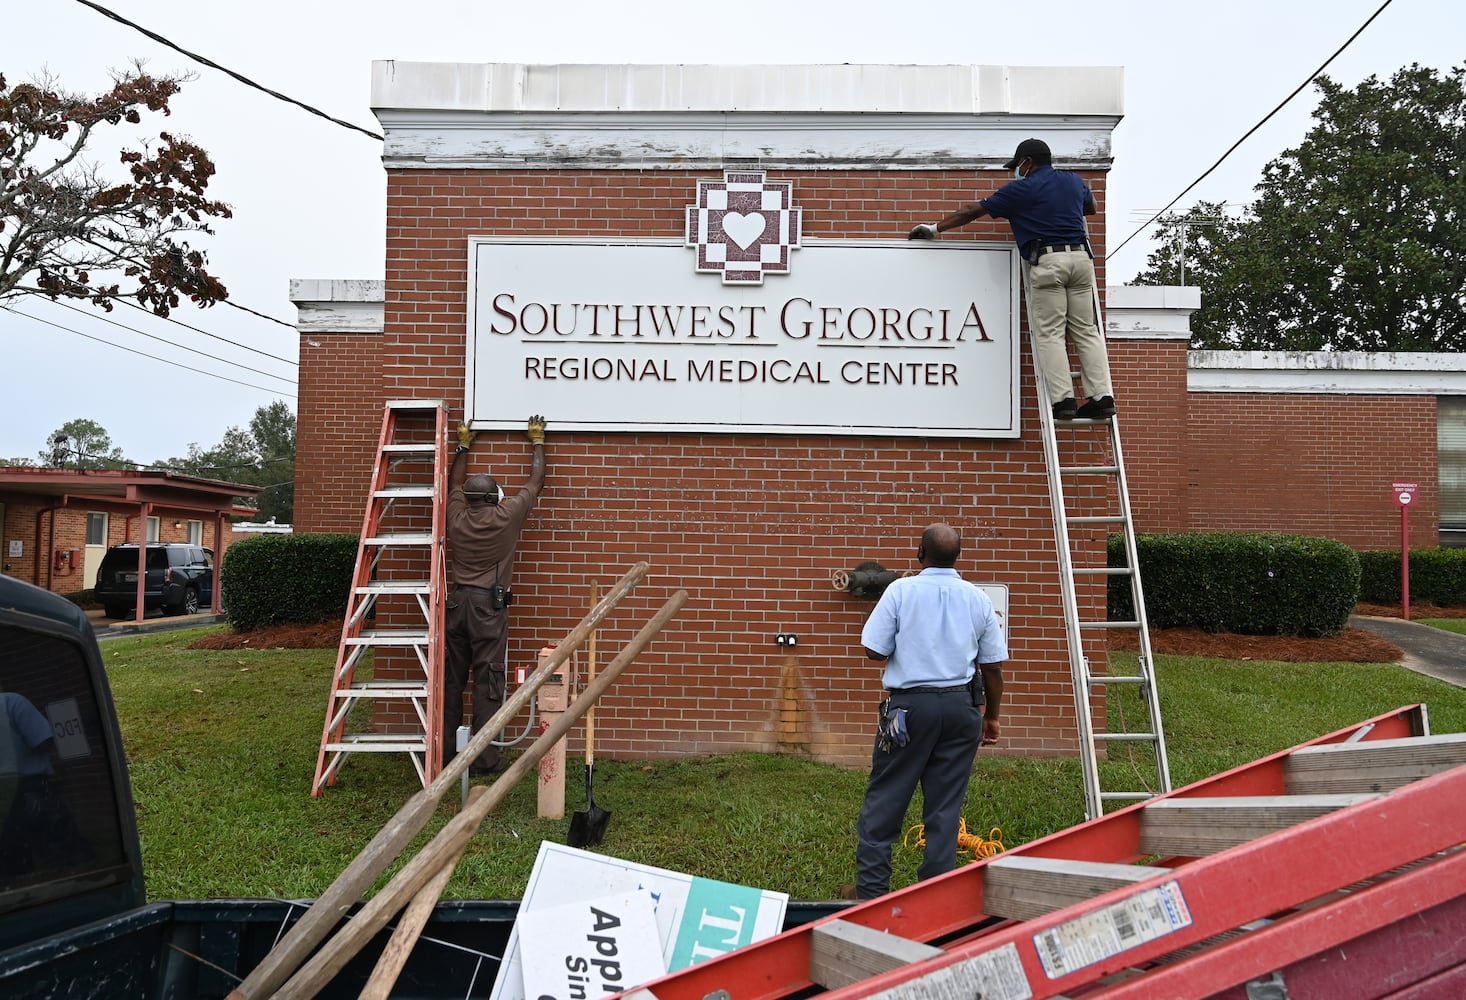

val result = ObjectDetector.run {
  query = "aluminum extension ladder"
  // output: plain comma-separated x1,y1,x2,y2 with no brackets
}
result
612,706,1466,1000
1024,270,1170,819
312,400,449,795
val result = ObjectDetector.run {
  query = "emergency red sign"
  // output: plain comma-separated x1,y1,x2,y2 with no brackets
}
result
1393,481,1419,506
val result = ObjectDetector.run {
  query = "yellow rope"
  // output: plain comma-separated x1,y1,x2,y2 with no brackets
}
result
902,819,1004,861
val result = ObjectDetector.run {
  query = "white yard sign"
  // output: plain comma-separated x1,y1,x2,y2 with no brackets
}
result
468,239,1019,438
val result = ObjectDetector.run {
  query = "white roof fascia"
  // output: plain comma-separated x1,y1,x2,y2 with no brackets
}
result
291,279,385,334
370,62,1123,171
1189,350,1466,395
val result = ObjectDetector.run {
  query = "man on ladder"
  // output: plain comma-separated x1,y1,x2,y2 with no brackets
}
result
444,414,548,776
909,137,1116,421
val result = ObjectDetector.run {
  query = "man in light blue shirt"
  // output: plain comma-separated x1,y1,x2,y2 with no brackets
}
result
851,523,1007,899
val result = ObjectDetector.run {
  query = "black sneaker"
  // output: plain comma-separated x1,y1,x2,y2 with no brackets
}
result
1052,398,1078,420
1076,396,1116,419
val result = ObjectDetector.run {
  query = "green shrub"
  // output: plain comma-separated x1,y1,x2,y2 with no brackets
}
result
221,533,358,631
1358,547,1466,605
1109,532,1360,636
63,589,97,609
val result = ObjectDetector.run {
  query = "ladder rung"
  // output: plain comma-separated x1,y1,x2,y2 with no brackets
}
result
1139,794,1380,856
983,856,1163,921
356,581,431,594
1075,566,1132,576
1059,465,1120,475
1093,732,1158,742
344,630,429,646
334,682,428,698
1089,675,1149,686
324,734,427,751
1285,732,1466,795
1100,790,1157,802
374,486,435,499
808,919,943,990
382,443,437,454
1081,620,1140,629
364,532,434,547
385,398,446,411
1068,515,1125,525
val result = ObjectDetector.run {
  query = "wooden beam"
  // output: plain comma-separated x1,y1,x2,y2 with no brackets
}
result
983,856,1164,921
809,919,943,990
1285,733,1466,795
1139,794,1379,857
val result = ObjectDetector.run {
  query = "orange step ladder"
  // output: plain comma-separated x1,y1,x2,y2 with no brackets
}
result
312,400,449,795
612,705,1466,1000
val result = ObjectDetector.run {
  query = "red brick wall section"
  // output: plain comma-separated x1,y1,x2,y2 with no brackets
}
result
293,167,1122,768
295,333,385,533
1184,392,1438,548
1110,341,1192,535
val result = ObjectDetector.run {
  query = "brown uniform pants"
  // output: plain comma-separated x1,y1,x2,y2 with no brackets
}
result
444,586,509,770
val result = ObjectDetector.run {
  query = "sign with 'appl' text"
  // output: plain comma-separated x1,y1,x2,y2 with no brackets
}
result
467,232,1020,438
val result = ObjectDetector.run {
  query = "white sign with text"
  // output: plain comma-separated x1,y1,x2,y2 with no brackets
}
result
468,239,1020,437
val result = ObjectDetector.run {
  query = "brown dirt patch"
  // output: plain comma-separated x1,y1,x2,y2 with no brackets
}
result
188,621,341,650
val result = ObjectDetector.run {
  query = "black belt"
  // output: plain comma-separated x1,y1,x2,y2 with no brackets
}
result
888,684,970,694
455,584,509,594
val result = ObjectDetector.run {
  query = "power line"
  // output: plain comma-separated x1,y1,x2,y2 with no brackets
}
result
113,297,296,367
46,298,296,385
72,0,385,142
1110,0,1397,261
2,304,295,396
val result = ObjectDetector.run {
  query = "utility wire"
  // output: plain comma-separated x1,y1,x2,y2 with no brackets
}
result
72,0,385,142
113,298,296,367
2,304,294,396
1109,0,1397,261
46,298,296,385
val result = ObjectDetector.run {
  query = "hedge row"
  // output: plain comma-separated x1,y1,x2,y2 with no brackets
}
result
221,533,358,631
1108,532,1360,637
1358,547,1466,605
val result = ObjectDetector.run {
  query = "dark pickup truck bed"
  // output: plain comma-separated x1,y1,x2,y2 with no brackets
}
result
0,576,838,999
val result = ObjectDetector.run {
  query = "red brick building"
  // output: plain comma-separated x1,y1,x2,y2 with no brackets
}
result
291,63,1451,768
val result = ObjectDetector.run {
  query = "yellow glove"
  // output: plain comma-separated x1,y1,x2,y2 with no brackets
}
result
456,422,475,451
526,414,547,446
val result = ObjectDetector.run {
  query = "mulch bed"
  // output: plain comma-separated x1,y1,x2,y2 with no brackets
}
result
191,603,1429,663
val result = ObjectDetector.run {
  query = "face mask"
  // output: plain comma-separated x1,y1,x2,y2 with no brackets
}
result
1013,163,1026,180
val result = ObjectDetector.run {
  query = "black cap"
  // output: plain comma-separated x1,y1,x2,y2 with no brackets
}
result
1003,138,1051,170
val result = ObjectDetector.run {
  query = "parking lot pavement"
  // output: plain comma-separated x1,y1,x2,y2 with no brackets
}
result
1350,615,1466,689
87,609,224,640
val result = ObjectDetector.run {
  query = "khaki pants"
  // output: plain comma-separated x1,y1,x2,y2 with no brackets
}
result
1023,250,1112,404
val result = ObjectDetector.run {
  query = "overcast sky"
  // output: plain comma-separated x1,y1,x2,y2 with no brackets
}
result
1,0,1461,466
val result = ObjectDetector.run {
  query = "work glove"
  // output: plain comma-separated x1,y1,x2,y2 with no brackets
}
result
526,414,547,446
908,224,939,241
456,421,475,451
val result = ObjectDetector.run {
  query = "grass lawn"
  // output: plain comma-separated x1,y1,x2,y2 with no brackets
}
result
102,628,1466,902
1419,618,1466,636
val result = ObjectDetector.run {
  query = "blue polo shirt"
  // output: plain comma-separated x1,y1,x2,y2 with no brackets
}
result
980,165,1095,251
861,568,1008,689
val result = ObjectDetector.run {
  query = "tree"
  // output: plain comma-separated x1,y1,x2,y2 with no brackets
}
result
0,67,231,316
1132,64,1466,351
153,400,295,522
41,418,129,468
1128,202,1244,344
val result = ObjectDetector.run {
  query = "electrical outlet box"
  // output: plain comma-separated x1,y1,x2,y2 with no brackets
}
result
775,633,800,647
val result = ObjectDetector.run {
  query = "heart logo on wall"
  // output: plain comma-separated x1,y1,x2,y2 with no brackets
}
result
721,212,767,250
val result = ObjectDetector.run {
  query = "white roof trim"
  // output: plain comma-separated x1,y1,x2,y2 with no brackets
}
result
291,279,384,334
1189,350,1466,395
370,62,1122,171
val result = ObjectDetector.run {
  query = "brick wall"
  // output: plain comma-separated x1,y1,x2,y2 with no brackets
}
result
288,166,1123,768
1182,392,1438,548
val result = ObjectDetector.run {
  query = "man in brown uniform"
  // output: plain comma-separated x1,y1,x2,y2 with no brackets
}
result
444,414,547,775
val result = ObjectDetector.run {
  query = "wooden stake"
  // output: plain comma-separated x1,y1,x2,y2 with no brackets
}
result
227,561,652,1000
358,786,489,1000
270,589,689,1000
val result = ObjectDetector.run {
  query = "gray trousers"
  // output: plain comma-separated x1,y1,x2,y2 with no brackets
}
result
854,688,982,899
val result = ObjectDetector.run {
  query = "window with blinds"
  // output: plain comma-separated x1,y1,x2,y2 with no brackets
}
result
1438,397,1466,545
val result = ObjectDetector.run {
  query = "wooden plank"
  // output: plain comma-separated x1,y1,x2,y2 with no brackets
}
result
809,919,943,990
1285,733,1466,795
982,856,1164,921
1139,794,1378,857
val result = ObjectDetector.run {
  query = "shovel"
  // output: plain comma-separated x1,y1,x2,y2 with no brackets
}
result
568,587,611,847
